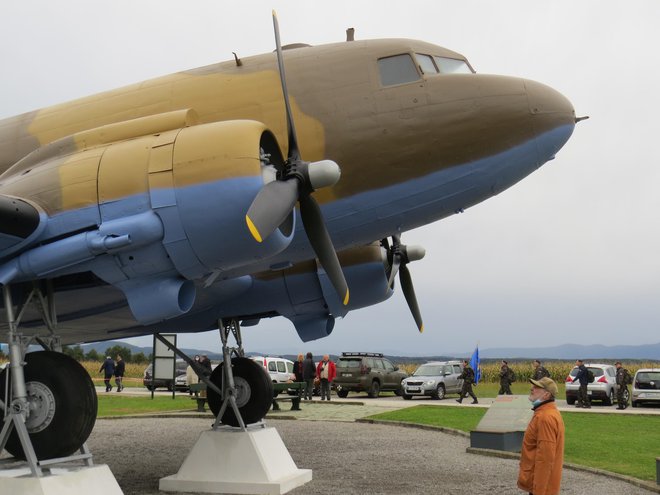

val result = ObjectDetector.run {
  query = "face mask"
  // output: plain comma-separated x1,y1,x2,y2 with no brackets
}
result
532,398,543,407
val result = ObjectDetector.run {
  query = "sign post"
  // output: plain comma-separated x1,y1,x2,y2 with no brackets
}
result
151,334,177,399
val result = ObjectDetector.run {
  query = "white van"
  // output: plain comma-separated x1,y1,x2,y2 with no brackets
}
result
250,356,295,384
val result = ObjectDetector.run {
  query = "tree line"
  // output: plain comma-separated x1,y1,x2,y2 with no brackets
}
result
61,344,151,364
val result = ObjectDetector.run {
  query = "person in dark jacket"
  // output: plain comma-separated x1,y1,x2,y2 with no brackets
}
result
573,359,591,408
615,361,632,409
498,360,513,395
293,353,304,382
99,356,115,392
114,354,125,392
533,359,551,380
302,352,316,400
456,359,478,404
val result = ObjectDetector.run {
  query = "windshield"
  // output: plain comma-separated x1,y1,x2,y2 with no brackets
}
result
413,365,444,376
337,359,361,369
570,367,604,377
637,372,660,389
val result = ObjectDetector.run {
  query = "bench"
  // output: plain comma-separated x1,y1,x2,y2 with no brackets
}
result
271,382,304,411
189,383,208,412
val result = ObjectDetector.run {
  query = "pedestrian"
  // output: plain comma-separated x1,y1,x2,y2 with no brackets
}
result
573,359,591,409
532,359,551,380
186,355,200,396
518,377,565,495
499,360,513,395
302,352,316,400
293,353,304,382
615,361,632,410
198,355,212,399
456,359,478,404
114,354,125,392
316,354,336,401
99,356,115,392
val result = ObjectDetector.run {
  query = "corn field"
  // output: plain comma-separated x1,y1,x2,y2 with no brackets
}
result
397,361,658,383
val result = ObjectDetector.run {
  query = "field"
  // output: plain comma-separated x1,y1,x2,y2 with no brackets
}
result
369,405,660,482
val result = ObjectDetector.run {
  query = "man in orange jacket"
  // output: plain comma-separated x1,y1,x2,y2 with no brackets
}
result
518,377,565,495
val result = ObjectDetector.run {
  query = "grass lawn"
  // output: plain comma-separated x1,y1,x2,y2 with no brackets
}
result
368,405,660,482
97,395,193,417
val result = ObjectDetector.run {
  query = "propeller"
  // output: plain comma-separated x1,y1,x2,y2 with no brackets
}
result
383,235,426,332
245,11,349,306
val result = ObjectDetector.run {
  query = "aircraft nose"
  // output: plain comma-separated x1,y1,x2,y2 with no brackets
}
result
523,78,576,160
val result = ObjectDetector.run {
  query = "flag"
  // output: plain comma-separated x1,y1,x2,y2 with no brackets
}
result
470,346,481,384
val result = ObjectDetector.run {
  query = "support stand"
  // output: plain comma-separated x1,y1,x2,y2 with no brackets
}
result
0,284,123,495
159,319,312,494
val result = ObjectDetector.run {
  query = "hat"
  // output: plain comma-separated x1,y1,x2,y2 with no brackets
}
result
529,377,558,397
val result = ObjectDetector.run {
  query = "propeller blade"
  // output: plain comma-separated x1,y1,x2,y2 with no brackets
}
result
272,10,300,161
399,264,424,333
387,255,401,289
299,194,349,305
246,179,298,242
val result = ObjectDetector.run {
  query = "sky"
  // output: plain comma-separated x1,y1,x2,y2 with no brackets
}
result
1,1,659,357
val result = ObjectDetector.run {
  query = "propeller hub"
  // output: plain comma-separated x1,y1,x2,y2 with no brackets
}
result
307,160,341,190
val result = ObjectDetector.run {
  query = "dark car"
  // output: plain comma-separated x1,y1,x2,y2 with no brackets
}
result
334,352,407,398
143,360,188,391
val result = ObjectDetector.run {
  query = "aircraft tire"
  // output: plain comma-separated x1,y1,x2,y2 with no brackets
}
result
207,357,273,426
0,351,97,460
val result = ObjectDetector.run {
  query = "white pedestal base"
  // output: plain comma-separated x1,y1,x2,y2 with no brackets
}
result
0,464,123,495
160,426,312,494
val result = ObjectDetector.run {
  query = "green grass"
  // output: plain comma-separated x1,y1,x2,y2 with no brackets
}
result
368,405,660,481
97,395,194,417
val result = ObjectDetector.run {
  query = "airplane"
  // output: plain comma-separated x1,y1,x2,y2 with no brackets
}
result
0,14,578,467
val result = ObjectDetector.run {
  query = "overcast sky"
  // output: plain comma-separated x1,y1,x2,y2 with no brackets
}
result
2,1,658,357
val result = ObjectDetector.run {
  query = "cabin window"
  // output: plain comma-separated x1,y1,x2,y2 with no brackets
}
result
433,56,474,74
377,54,421,86
416,54,439,75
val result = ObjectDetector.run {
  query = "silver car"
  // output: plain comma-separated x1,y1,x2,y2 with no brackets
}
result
565,363,627,406
401,361,463,400
631,368,660,408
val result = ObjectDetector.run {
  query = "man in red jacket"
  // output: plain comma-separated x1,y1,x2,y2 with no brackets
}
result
316,355,336,401
518,377,565,495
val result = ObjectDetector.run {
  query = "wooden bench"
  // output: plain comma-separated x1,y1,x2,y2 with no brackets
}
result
271,382,304,411
189,383,208,412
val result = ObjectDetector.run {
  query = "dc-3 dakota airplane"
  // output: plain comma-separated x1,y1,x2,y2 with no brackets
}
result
0,15,578,470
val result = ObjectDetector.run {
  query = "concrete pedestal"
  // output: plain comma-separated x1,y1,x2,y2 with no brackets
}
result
469,395,534,453
160,426,312,494
0,464,123,495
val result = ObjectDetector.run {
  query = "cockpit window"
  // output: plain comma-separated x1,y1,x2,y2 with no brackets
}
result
433,56,473,74
416,54,438,75
377,54,421,86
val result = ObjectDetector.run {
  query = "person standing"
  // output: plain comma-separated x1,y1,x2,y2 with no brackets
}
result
456,359,478,404
316,354,336,401
615,361,632,410
532,359,551,380
186,355,201,396
302,352,316,400
99,356,115,392
518,377,565,495
573,359,591,409
293,353,304,382
499,360,513,395
114,354,125,392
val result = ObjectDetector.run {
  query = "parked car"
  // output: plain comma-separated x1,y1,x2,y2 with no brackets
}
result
333,352,407,398
565,363,627,406
143,359,188,391
250,356,295,396
631,368,660,408
401,361,463,400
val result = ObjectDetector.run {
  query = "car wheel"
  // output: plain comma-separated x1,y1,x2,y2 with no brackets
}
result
207,357,273,427
146,385,154,392
631,401,638,408
623,388,630,403
337,389,349,398
402,393,412,400
0,351,97,460
394,384,403,396
566,396,576,405
434,384,446,400
603,389,613,406
368,381,380,398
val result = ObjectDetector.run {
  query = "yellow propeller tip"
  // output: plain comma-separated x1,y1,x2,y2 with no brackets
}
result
343,289,350,306
419,324,424,333
245,215,263,243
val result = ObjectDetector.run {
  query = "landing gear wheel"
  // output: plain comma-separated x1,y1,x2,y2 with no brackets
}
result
207,357,273,426
337,389,349,398
0,351,97,460
368,381,380,398
434,384,446,400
